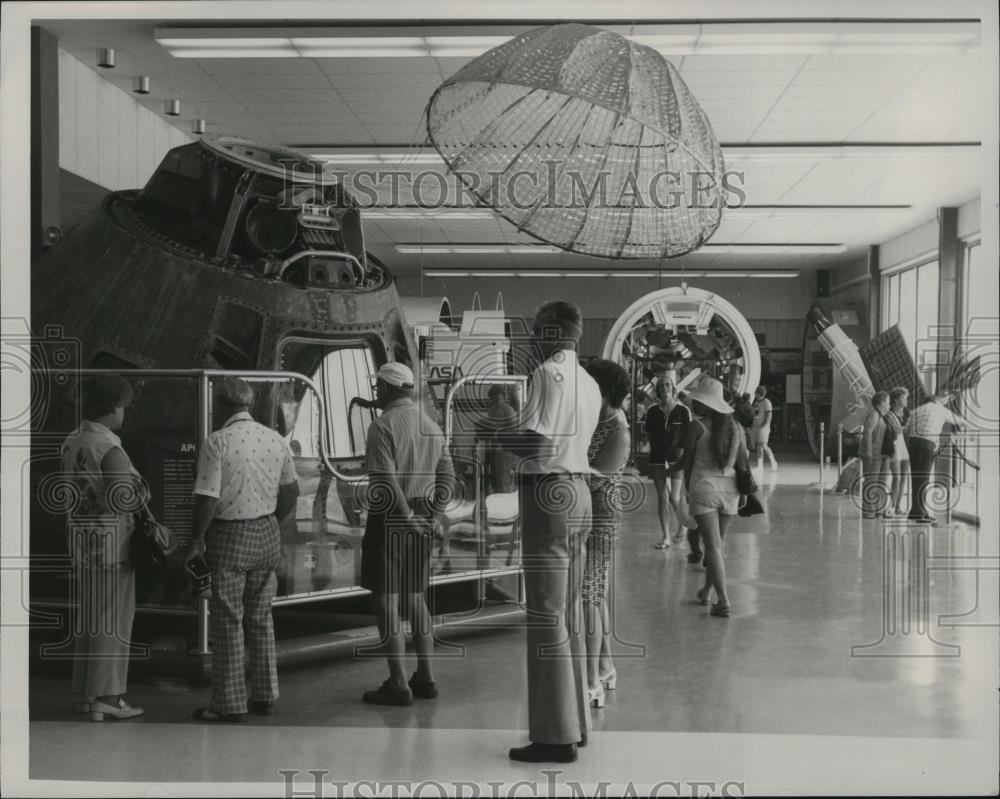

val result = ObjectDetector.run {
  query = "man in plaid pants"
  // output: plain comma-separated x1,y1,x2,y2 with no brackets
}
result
185,377,299,722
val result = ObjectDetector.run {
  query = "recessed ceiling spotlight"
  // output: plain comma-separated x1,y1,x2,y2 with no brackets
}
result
133,76,151,94
97,48,115,68
164,99,181,116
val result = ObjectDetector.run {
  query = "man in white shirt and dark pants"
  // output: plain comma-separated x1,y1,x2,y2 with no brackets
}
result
905,394,963,523
498,301,602,763
186,377,299,722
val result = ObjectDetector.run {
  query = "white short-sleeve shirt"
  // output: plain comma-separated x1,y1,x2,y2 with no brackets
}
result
905,402,961,443
193,411,298,520
520,349,602,474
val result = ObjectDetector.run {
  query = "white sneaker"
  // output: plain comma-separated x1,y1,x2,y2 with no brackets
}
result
89,697,144,722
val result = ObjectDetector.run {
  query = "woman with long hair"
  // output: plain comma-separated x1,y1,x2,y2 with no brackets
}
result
670,377,741,617
581,358,631,708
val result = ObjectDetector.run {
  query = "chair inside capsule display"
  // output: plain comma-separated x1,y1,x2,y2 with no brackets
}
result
432,378,526,573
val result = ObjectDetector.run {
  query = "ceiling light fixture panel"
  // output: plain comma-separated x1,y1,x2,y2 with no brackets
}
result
155,22,979,58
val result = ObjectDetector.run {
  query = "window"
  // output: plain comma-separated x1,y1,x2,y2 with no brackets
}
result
281,342,378,461
954,240,996,524
964,242,995,336
881,258,940,392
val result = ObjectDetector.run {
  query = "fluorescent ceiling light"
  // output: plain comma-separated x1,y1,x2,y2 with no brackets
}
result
696,244,846,254
399,243,841,255
729,205,911,217
726,145,978,162
314,153,444,165
397,244,561,254
451,246,507,254
364,208,494,220
166,48,299,58
421,270,801,279
359,204,907,221
302,145,977,170
156,22,978,58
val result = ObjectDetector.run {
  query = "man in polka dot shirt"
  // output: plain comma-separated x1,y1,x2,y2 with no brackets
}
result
186,376,299,722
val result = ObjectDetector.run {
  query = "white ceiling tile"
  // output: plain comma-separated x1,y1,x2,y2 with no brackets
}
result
793,69,915,86
680,69,797,86
196,59,324,74
316,57,441,75
324,72,444,89
212,73,335,89
799,54,933,73
769,97,885,114
681,54,807,71
225,88,348,104
847,96,981,140
435,56,473,77
684,83,787,100
246,101,353,114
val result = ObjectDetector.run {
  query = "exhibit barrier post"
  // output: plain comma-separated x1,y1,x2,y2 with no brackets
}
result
817,422,825,487
196,372,212,656
837,424,844,478
858,455,864,518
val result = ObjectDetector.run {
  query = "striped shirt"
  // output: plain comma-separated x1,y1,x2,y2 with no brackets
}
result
193,412,297,520
365,398,453,501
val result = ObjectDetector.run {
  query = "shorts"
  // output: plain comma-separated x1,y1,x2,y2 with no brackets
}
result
360,498,433,595
749,426,771,448
649,463,668,488
689,490,740,517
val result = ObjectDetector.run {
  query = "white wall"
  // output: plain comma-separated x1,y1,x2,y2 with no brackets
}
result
879,196,981,272
57,48,191,191
958,196,981,240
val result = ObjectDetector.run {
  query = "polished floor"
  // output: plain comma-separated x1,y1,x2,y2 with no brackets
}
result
18,454,1000,795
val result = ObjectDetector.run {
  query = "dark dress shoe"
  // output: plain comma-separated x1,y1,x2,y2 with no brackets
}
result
687,552,702,564
509,742,578,763
408,673,439,699
363,680,413,706
248,700,273,715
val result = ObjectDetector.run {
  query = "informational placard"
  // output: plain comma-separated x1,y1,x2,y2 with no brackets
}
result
144,433,199,546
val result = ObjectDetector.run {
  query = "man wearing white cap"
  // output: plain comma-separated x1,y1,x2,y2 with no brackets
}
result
359,361,454,705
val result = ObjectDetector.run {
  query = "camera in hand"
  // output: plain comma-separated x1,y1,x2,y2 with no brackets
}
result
185,555,212,594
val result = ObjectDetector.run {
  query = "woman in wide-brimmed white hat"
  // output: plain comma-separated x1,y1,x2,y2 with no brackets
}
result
669,376,744,617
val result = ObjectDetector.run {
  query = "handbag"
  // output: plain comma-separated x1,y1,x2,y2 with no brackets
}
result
130,505,180,567
733,427,764,514
734,427,759,496
738,492,764,517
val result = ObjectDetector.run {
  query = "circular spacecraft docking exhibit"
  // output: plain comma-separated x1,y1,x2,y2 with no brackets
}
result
601,286,761,401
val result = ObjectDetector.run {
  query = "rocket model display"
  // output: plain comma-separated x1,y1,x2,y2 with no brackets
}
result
807,304,875,433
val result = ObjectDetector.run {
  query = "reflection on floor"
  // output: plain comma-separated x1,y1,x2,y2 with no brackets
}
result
23,453,999,794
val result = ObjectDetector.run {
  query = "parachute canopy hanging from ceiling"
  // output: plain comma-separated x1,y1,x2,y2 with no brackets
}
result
426,23,725,260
